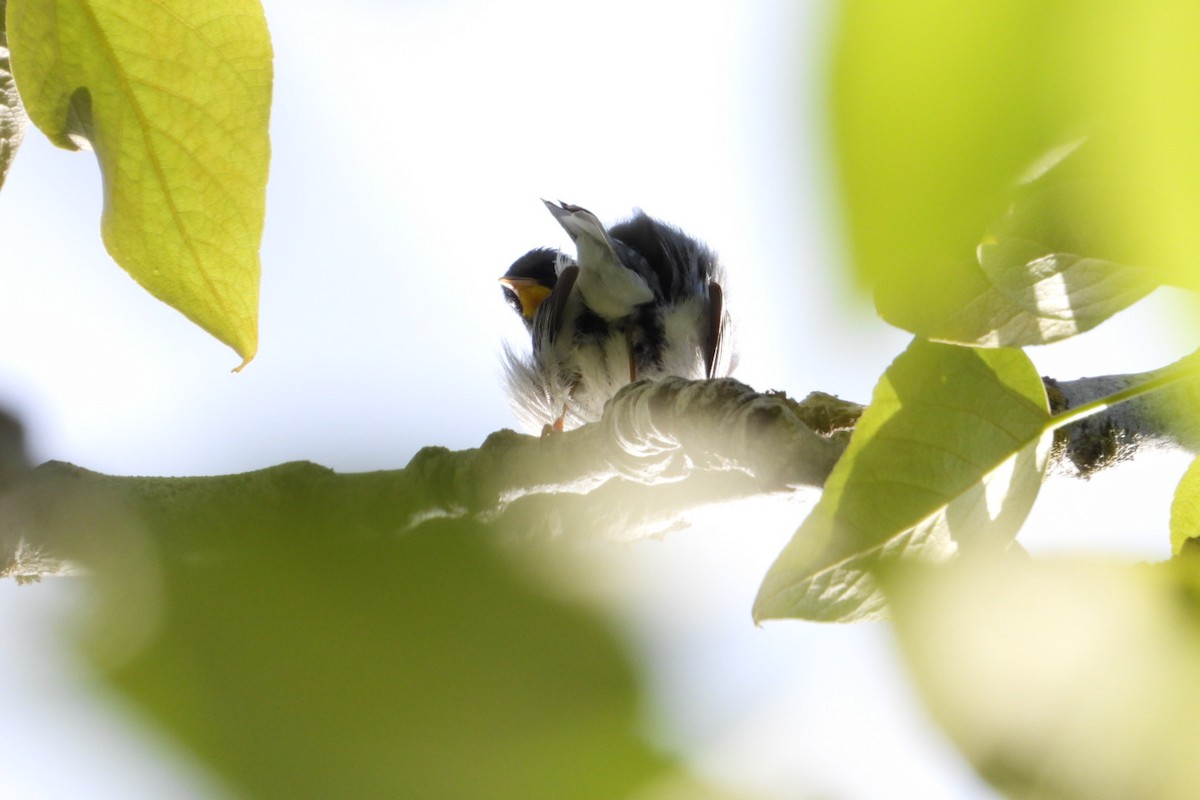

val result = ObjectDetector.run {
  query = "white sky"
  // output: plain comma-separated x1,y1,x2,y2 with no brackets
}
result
1,1,1197,798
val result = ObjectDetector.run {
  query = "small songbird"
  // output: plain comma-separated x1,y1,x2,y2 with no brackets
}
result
500,200,732,431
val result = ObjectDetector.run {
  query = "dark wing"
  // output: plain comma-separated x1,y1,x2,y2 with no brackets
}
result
538,264,579,347
703,281,724,379
608,211,712,303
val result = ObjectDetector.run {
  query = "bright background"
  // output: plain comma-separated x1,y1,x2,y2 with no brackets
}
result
0,1,1196,797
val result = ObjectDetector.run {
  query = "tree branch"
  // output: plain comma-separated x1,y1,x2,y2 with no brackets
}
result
2,361,1195,583
0,378,856,581
1045,354,1200,477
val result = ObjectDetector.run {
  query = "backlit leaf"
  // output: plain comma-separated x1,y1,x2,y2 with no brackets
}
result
1078,5,1200,291
830,2,1063,326
1170,455,1200,556
883,556,1200,798
82,509,674,798
931,142,1156,345
7,0,272,364
753,339,1051,622
830,4,1198,337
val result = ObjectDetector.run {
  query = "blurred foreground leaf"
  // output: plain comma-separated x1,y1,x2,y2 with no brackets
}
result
1171,455,1200,555
1080,5,1200,291
884,556,1200,799
830,3,1063,328
831,3,1200,336
6,0,271,364
931,142,1157,346
754,339,1050,622
76,513,670,800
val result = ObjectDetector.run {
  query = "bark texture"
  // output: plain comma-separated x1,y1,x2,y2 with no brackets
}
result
1,363,1193,582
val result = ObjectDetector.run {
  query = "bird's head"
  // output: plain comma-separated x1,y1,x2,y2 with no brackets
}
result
499,247,563,325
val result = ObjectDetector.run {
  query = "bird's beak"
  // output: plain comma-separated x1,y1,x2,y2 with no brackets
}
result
499,276,553,320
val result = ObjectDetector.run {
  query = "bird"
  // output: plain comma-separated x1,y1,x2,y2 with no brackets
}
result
500,200,732,432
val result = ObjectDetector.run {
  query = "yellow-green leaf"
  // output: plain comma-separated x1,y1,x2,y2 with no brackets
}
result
927,141,1157,346
7,0,272,364
753,339,1052,622
1170,455,1200,555
78,507,675,798
1079,5,1200,292
883,557,1200,798
830,4,1200,337
830,2,1063,325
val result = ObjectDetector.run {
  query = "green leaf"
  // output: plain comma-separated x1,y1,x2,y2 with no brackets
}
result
0,0,28,189
942,251,1156,347
831,3,1065,326
1171,455,1200,555
7,0,272,365
929,142,1157,346
883,556,1200,798
753,339,1051,622
849,125,1156,346
1077,5,1200,292
831,5,1199,338
80,510,674,798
